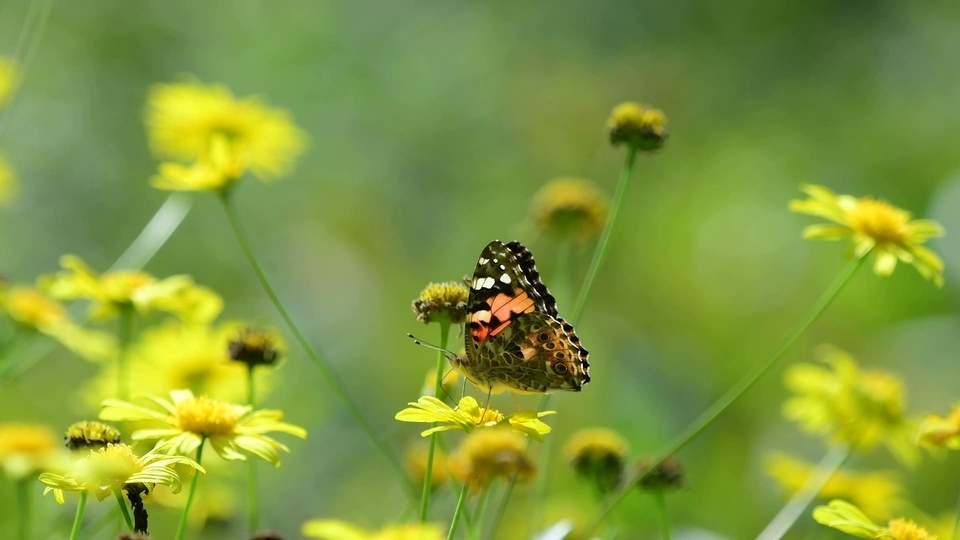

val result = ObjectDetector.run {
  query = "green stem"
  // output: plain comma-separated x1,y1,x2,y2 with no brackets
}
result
68,492,88,540
175,439,206,540
16,478,29,540
219,193,411,494
470,483,492,540
951,483,960,540
586,256,866,533
117,306,134,401
653,491,671,540
113,489,134,531
485,474,516,540
757,444,853,540
448,482,470,540
420,320,451,522
570,147,638,323
247,366,259,533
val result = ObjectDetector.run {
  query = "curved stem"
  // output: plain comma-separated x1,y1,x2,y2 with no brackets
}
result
247,366,259,533
470,483,492,540
653,491,671,540
116,306,134,400
175,439,206,540
485,474,516,540
219,193,410,494
16,478,29,540
570,147,638,323
448,482,469,540
757,444,853,540
68,492,88,540
420,320,451,522
113,489,134,531
0,0,57,141
586,257,866,533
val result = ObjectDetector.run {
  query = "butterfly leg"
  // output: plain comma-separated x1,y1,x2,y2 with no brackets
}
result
481,386,493,416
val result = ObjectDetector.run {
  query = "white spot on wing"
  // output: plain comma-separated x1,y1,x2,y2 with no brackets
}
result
479,257,489,264
480,276,495,289
500,273,512,284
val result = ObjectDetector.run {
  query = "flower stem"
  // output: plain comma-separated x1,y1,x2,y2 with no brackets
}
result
175,438,206,540
68,492,88,540
113,489,134,531
570,147,638,323
952,483,960,540
470,483,492,540
116,305,134,401
420,320,452,522
219,192,410,493
653,491,671,540
757,444,853,540
247,366,259,533
15,478,29,540
448,482,469,540
586,256,866,533
485,474,516,540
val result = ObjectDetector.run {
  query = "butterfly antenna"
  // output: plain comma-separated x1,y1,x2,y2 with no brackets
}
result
407,333,457,361
437,368,459,402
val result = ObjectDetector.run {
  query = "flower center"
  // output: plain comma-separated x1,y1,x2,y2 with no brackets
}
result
83,444,141,486
101,271,154,303
848,199,910,245
174,395,240,437
0,424,57,456
5,289,65,328
886,518,934,540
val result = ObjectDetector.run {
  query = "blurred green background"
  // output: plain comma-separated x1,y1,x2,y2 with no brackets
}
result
2,0,960,538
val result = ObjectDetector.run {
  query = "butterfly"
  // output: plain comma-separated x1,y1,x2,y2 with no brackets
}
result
452,240,590,394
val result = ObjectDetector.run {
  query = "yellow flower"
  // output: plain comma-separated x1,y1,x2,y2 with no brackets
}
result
152,133,247,192
302,520,443,540
607,102,668,151
0,57,17,108
227,325,284,368
64,421,122,451
0,423,60,480
411,281,469,325
40,255,223,322
145,78,306,181
100,389,306,466
783,345,917,464
813,500,937,539
564,428,629,494
0,286,116,361
764,452,902,520
39,443,202,504
395,396,556,442
406,442,448,492
150,454,238,527
635,457,685,492
917,403,960,449
790,184,945,286
531,178,609,242
0,151,18,207
449,429,536,489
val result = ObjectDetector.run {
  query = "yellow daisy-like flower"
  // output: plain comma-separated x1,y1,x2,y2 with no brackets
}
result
449,429,536,489
783,345,917,464
39,443,202,504
64,421,122,451
411,281,469,325
395,396,556,442
531,178,609,242
790,184,945,286
100,389,307,466
917,403,960,450
0,151,18,207
406,442,448,492
635,457,685,492
302,520,443,540
607,101,668,151
152,134,247,192
0,57,17,108
0,423,60,480
813,500,937,539
765,452,902,520
0,286,117,361
227,325,285,368
145,78,306,181
40,255,223,322
564,428,629,494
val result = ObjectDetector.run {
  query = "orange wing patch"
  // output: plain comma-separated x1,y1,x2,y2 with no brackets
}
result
469,289,536,345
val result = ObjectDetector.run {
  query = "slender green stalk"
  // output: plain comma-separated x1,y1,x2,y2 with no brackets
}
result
0,0,57,141
247,366,259,533
951,484,960,540
68,492,88,540
113,489,134,531
757,444,853,540
420,320,452,522
470,483,492,540
16,478,29,540
448,482,470,540
116,306,134,400
570,147,638,323
219,193,410,493
0,330,34,381
653,491,671,540
586,256,866,533
175,439,206,540
485,474,516,540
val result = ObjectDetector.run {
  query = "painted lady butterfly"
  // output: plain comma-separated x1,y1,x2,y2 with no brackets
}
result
453,240,590,394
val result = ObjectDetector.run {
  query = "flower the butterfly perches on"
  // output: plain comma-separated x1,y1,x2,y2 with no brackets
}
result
395,396,556,442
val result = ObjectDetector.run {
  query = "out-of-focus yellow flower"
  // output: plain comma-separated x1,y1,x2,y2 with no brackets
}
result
0,151,17,207
100,389,306,466
449,429,535,489
152,134,247,192
607,102,668,151
145,78,306,181
790,184,945,287
783,345,917,464
0,423,60,480
64,421,122,451
813,500,937,539
412,281,469,325
635,457,685,492
395,396,556,442
302,520,443,540
531,178,608,242
0,286,116,361
917,403,960,450
764,452,902,520
151,453,238,527
0,57,16,108
84,321,267,406
40,255,222,322
564,428,628,495
227,325,284,368
421,368,460,399
39,443,202,504
406,442,448,492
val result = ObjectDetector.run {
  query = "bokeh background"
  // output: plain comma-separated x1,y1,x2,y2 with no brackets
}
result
2,1,960,538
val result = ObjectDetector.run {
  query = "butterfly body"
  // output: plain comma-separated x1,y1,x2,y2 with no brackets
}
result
457,240,589,394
